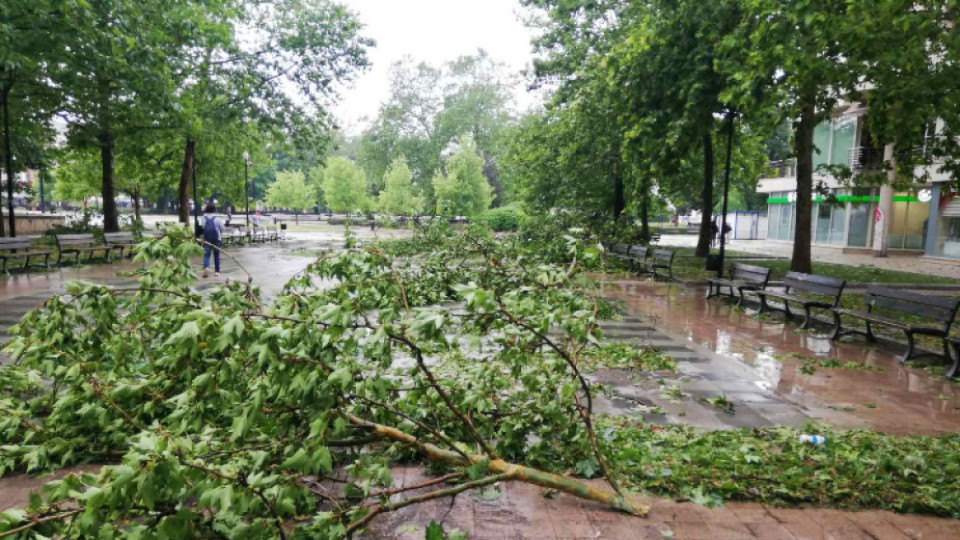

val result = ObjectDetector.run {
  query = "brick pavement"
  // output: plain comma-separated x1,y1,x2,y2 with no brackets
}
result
363,467,960,539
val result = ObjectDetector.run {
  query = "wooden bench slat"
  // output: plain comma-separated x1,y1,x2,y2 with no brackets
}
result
831,285,958,369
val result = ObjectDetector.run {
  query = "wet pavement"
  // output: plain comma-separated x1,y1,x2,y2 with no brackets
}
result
361,467,960,539
0,229,409,354
599,279,960,436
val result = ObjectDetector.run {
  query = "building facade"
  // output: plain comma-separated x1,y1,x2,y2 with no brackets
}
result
757,103,958,261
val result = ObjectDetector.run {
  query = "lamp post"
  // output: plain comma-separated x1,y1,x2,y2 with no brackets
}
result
192,160,200,233
39,167,46,213
716,109,736,279
242,151,250,228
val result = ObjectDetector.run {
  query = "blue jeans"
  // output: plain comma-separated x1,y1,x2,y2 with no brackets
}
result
203,242,221,272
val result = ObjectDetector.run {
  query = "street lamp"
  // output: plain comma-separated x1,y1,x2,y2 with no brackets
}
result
716,109,736,279
192,160,200,234
242,151,250,228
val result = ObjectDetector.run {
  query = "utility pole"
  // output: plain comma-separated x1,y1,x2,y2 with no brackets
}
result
242,151,250,228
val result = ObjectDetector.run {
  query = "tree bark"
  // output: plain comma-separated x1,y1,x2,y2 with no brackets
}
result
640,180,650,241
133,188,141,221
695,131,714,257
612,162,625,221
178,138,195,224
347,414,649,516
99,133,119,232
791,96,816,273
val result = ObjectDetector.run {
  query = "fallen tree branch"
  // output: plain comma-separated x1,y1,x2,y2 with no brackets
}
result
345,413,649,517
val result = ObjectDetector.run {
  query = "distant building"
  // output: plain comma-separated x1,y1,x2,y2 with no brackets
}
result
757,101,958,261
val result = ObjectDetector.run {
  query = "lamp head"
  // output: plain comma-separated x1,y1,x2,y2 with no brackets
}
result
242,151,250,162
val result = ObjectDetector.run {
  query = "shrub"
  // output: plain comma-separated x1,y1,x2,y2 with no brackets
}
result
475,205,525,231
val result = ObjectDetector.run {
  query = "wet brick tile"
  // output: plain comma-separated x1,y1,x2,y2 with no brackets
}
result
706,521,757,539
727,503,776,523
745,523,796,539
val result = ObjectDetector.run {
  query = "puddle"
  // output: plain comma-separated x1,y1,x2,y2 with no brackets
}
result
603,278,960,435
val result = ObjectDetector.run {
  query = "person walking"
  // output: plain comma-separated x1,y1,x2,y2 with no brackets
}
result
201,203,224,278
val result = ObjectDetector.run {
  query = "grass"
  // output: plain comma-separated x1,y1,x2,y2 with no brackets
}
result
603,417,960,517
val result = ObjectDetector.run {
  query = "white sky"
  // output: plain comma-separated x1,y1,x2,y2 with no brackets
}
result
332,0,540,135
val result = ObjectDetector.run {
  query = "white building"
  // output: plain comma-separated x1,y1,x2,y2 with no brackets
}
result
757,102,958,261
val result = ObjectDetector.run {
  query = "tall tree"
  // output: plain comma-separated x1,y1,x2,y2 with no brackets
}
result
378,158,424,216
170,0,370,225
724,0,862,272
433,136,492,217
266,170,314,212
0,0,63,236
321,157,369,212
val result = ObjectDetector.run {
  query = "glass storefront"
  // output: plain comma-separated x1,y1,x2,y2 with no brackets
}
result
888,194,930,250
766,191,795,241
847,188,874,247
766,187,928,251
933,191,960,259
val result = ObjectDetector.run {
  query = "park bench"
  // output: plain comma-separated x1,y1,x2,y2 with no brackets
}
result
55,234,113,266
223,226,250,246
707,263,772,306
639,249,675,280
103,232,139,258
606,242,631,262
752,272,845,329
831,285,959,364
625,246,650,273
0,237,52,274
251,225,267,243
947,338,960,380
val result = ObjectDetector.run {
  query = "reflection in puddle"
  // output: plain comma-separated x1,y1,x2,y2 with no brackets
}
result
605,278,960,435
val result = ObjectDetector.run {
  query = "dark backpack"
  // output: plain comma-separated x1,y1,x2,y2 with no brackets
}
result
202,216,221,243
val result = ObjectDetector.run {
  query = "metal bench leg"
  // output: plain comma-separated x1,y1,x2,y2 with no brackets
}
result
865,321,876,342
830,311,843,340
800,306,813,330
946,343,959,379
784,302,792,321
736,288,746,307
901,332,915,364
757,295,767,314
44,253,50,269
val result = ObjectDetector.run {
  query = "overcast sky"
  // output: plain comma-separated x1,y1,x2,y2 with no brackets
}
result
332,0,540,135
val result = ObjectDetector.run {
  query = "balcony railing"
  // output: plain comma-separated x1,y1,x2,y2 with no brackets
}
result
849,146,885,171
761,160,796,179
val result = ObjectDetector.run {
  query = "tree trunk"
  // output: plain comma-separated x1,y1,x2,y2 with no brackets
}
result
640,182,650,241
178,138,195,224
791,97,816,273
612,164,625,221
133,189,141,221
695,131,714,257
2,85,15,237
98,133,119,232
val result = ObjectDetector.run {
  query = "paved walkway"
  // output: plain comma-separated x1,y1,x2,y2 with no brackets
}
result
363,467,959,539
657,235,960,279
